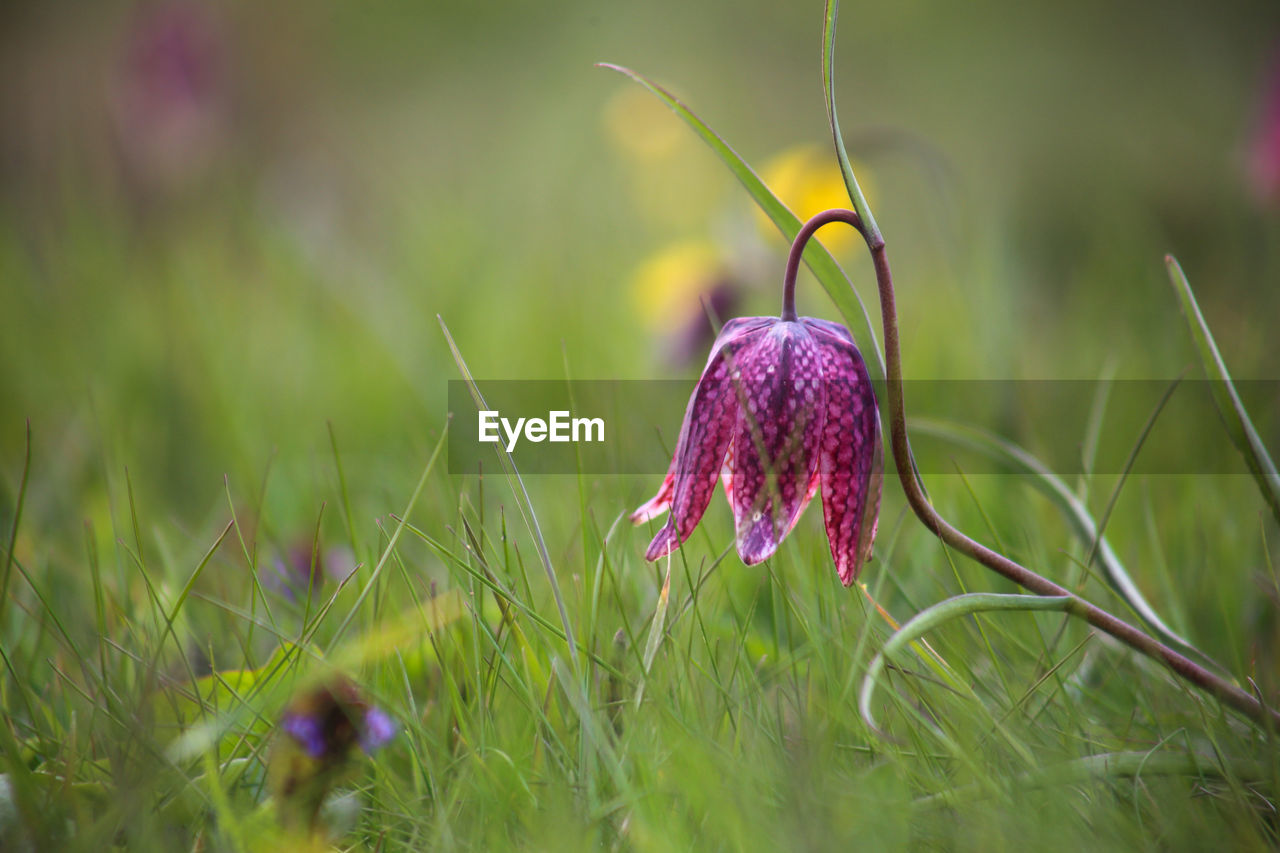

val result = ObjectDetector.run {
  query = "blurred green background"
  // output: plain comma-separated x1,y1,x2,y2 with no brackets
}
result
6,2,1280,848
2,0,1279,558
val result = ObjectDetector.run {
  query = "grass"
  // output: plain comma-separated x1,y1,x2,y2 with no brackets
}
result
2,225,1278,846
2,375,1279,849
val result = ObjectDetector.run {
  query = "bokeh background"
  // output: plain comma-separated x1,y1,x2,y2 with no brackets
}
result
6,3,1280,847
3,0,1280,581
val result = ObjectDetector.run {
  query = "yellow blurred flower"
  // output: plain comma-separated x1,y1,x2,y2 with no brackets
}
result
756,144,874,255
603,86,687,163
630,239,744,364
630,240,728,330
603,86,724,229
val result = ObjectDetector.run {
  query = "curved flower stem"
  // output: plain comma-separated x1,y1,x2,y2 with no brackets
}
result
786,207,1280,729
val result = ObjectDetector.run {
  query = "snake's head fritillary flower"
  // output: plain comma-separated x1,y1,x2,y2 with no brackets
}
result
633,309,882,585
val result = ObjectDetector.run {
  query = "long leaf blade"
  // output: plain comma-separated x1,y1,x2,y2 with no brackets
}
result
860,592,1073,737
821,0,880,245
1166,255,1280,525
597,62,885,381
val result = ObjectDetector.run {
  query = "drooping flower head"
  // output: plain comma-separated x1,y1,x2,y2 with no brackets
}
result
633,210,882,585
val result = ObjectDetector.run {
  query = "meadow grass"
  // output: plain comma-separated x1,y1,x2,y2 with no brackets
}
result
2,351,1278,850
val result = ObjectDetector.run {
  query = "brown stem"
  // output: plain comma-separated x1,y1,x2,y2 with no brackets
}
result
788,208,1280,729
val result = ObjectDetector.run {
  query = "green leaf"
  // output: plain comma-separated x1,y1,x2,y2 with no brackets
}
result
1166,255,1280,526
821,0,880,245
158,643,302,759
597,62,885,382
860,592,1074,737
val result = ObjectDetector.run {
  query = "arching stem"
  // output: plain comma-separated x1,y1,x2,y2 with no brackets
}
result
786,208,1280,729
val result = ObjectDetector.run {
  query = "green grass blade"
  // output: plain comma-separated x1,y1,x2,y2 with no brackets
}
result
909,418,1217,667
821,0,880,245
327,420,360,557
1082,377,1182,580
915,750,1266,810
1077,360,1118,499
438,315,580,672
1166,255,1280,525
597,62,885,382
860,592,1073,736
325,423,447,651
634,558,672,711
1,419,31,634
157,521,234,657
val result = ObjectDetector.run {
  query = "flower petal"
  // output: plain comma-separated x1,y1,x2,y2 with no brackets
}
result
360,707,398,753
642,320,768,561
281,712,327,758
806,321,882,586
798,316,854,344
720,438,735,504
631,465,674,524
633,316,772,528
726,321,826,565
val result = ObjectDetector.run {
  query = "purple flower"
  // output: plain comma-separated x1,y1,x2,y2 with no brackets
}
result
278,678,397,760
1250,51,1280,204
262,542,357,603
633,314,882,585
271,676,396,834
667,280,742,367
111,1,228,194
360,707,397,753
281,711,328,759
265,544,323,604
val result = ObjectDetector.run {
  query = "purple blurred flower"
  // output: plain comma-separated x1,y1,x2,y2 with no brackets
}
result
281,711,327,759
667,281,742,367
111,1,228,194
360,707,397,753
633,315,882,585
278,678,397,761
271,676,396,835
628,240,750,368
1249,52,1280,204
263,542,356,603
266,544,322,603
